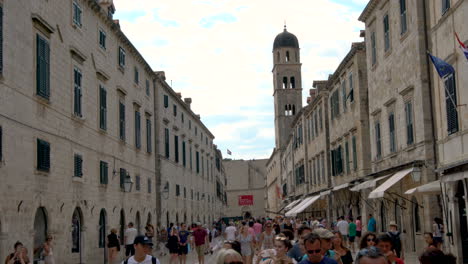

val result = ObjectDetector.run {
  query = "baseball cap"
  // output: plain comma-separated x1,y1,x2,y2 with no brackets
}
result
313,228,335,239
133,235,153,246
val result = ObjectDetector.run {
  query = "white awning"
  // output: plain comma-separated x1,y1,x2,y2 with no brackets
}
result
284,199,302,211
333,183,350,191
404,180,441,195
369,168,414,199
285,195,321,216
441,171,468,183
320,190,331,196
350,175,391,192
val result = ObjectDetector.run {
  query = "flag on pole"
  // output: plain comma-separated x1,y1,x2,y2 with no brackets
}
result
455,33,468,62
227,149,232,155
428,52,455,78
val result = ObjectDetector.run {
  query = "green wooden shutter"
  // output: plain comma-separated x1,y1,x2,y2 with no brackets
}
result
146,119,152,153
100,86,107,130
352,136,357,171
120,168,126,189
445,74,459,135
74,154,83,177
182,141,186,167
0,6,3,73
119,102,125,141
174,135,179,163
36,35,50,99
135,111,141,149
345,141,350,174
37,139,50,171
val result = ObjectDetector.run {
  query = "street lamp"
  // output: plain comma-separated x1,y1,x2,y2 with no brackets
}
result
123,173,133,193
411,166,421,182
162,181,169,200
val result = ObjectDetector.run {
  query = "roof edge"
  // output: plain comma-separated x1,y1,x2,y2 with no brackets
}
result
358,0,381,22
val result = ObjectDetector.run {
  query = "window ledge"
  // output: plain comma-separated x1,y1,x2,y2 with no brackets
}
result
98,128,107,134
388,152,398,159
72,176,84,183
72,114,86,123
384,48,392,59
405,144,417,152
35,169,50,176
118,65,125,74
371,62,378,72
400,30,410,42
35,94,51,105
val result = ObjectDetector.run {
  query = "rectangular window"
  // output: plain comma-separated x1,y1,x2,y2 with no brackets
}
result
202,156,204,176
383,14,390,51
134,67,139,84
371,31,377,66
181,113,184,123
337,146,343,174
72,1,82,27
74,154,83,177
345,141,350,174
342,81,347,112
400,0,407,34
119,101,125,141
174,135,179,163
176,184,180,196
0,126,2,161
375,122,382,158
135,110,141,149
173,104,177,116
352,136,357,171
37,139,50,172
442,0,451,14
99,161,108,184
164,128,170,158
196,151,200,173
321,154,325,182
135,175,141,191
445,74,459,135
184,187,187,198
36,34,50,99
118,47,125,68
73,68,83,117
164,95,169,108
146,118,152,153
348,73,354,102
189,120,192,129
99,86,107,130
319,108,323,131
389,113,396,153
405,102,414,145
145,80,150,96
190,146,193,171
99,29,106,49
119,168,126,190
191,189,194,200
148,178,152,193
182,141,186,167
195,127,198,135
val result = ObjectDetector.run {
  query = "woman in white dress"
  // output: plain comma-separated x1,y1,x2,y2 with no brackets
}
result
43,235,55,264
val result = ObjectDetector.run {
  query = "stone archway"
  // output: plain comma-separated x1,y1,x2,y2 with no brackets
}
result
99,209,107,264
33,207,48,262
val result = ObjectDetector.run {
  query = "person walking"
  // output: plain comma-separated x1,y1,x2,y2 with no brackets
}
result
386,221,403,259
376,234,404,264
238,225,255,264
5,242,30,264
157,227,168,256
178,223,190,264
367,215,376,233
125,222,138,257
332,231,353,264
108,228,121,264
348,217,357,252
167,227,180,264
145,223,155,242
121,235,161,264
336,216,349,248
298,233,338,264
225,222,237,241
433,217,444,249
259,222,276,250
355,216,362,242
42,235,55,264
359,233,377,250
193,222,209,264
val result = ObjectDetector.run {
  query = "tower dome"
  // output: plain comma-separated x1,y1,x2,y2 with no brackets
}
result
273,26,299,50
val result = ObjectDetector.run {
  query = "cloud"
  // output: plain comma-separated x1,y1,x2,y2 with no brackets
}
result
113,0,367,159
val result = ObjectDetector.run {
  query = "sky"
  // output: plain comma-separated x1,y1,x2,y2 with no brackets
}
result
113,0,369,160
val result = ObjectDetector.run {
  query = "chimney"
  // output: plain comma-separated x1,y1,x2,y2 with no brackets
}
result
176,92,182,99
308,89,317,103
113,19,120,27
184,98,192,109
155,71,166,81
360,30,365,38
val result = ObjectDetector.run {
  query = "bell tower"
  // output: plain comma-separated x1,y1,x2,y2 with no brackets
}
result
272,26,303,149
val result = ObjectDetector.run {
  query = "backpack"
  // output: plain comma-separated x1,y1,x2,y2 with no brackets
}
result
124,256,157,264
387,231,402,252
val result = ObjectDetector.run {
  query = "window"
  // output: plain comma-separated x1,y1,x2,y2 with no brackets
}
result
371,31,377,66
135,110,141,149
174,135,179,163
375,122,382,158
348,73,354,102
189,120,192,129
134,67,139,84
405,101,414,145
195,127,198,135
72,1,82,27
147,178,152,193
0,126,2,161
400,0,407,34
118,47,125,68
173,104,177,116
290,77,296,88
295,165,305,185
73,68,82,117
0,5,3,73
345,141,350,174
445,74,459,134
37,139,50,172
146,118,152,153
196,151,200,173
74,154,83,177
191,189,194,200
119,101,125,141
145,80,150,96
389,113,396,153
342,81,347,112
184,187,187,198
119,168,126,190
383,14,390,51
442,0,450,14
164,128,170,158
282,77,288,89
99,29,106,49
202,156,204,176
135,175,141,191
182,141,186,167
190,146,193,171
99,86,107,130
352,136,357,171
331,146,343,176
176,185,180,196
331,91,340,119
163,95,169,108
36,34,50,99
99,161,108,184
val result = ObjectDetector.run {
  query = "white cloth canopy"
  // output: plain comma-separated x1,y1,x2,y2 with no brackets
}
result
333,183,350,191
441,171,468,182
369,168,414,199
285,195,321,217
349,175,391,192
284,199,302,211
404,180,441,195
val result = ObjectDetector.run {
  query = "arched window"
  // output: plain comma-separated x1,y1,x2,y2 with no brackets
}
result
290,77,296,88
34,207,48,261
292,105,296,115
282,77,288,89
99,209,106,248
286,51,290,62
285,105,289,116
72,208,83,253
136,211,141,235
120,210,125,245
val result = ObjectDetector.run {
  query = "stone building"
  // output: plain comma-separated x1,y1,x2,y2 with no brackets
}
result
0,0,226,263
224,159,268,219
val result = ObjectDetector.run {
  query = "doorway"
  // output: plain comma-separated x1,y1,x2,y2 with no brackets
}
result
71,207,83,263
33,207,48,264
99,209,107,264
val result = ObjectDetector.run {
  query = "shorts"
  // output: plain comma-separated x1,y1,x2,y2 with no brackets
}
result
178,245,188,255
356,231,362,237
125,244,135,256
196,245,205,257
341,234,348,241
348,236,356,242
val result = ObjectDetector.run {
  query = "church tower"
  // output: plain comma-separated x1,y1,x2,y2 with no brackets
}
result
272,26,303,149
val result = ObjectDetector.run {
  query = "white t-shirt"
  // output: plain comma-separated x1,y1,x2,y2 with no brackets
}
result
225,226,237,241
125,227,138,245
122,255,161,264
337,220,349,235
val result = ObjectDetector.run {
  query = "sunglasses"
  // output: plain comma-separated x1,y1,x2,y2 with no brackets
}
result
367,238,376,242
307,249,322,254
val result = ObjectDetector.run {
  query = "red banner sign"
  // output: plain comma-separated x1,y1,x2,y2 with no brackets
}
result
238,195,254,206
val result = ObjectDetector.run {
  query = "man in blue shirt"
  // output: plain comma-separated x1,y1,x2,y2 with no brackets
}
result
298,233,338,264
367,214,376,232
